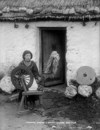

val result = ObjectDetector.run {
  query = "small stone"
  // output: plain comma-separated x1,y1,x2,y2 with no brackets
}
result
52,125,56,129
87,126,92,129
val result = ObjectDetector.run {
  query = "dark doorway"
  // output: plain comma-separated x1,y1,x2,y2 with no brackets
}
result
40,28,66,87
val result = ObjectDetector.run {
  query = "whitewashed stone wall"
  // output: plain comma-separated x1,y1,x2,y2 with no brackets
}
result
0,22,40,75
66,22,100,83
0,21,99,84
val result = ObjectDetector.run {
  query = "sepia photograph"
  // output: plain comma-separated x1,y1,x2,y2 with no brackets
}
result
0,0,100,130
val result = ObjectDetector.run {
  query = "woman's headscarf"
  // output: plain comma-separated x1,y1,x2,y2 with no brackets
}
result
22,50,33,59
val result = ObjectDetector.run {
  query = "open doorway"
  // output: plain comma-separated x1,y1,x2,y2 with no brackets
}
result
40,28,66,87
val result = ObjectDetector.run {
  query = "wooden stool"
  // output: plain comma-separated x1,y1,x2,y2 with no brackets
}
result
18,77,43,114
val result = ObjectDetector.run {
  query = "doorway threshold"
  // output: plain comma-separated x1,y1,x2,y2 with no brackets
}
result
44,84,66,93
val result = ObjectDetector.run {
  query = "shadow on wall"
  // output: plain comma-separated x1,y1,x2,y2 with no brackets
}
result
0,73,4,80
0,64,17,80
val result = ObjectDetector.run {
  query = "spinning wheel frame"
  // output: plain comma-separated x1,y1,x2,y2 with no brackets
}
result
11,66,34,90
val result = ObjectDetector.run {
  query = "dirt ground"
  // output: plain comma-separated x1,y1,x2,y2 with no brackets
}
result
1,90,100,130
0,92,49,130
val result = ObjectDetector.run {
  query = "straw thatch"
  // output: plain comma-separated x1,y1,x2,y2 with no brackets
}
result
0,0,99,21
0,0,99,9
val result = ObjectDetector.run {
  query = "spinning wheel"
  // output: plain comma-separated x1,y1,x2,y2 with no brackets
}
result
11,66,34,90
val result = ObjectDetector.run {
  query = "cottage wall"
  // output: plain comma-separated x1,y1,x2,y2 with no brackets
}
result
0,22,40,75
66,22,100,83
0,21,99,83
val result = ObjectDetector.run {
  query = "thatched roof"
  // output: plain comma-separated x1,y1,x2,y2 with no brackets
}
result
0,0,99,21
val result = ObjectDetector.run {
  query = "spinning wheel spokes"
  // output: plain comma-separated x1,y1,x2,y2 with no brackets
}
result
23,75,31,85
11,66,34,90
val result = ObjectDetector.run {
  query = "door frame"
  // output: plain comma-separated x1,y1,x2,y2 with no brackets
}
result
39,27,67,85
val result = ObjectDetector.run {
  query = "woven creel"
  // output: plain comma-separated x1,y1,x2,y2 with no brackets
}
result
95,87,100,99
64,85,77,98
78,85,92,97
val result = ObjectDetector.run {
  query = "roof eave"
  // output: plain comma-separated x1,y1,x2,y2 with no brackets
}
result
0,14,100,22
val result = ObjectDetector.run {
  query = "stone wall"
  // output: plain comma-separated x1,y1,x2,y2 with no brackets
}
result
0,22,40,75
66,22,100,83
0,21,99,84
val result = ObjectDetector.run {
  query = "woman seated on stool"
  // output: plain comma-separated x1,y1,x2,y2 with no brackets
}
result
18,50,41,109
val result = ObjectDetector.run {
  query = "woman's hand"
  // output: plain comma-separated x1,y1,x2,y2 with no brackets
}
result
37,85,44,91
36,76,42,84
